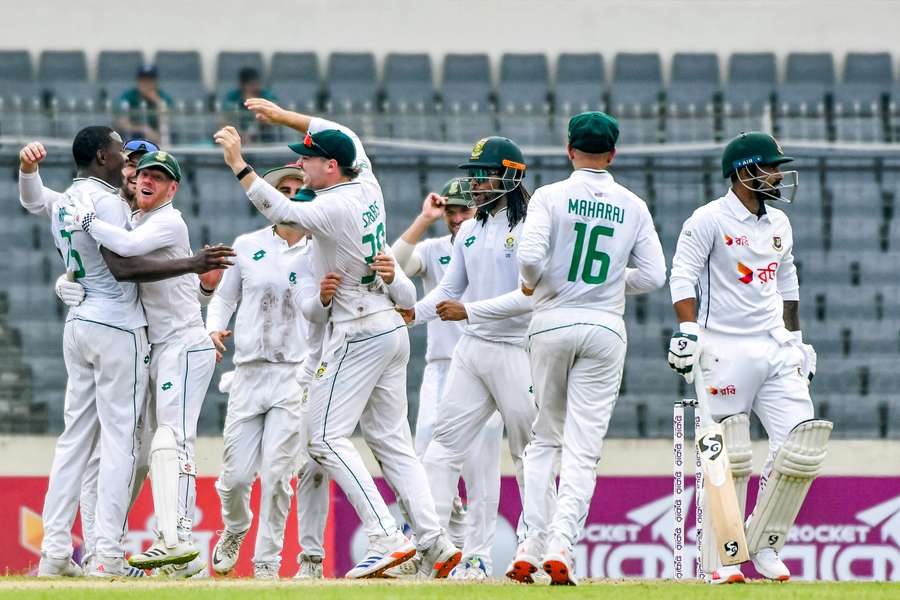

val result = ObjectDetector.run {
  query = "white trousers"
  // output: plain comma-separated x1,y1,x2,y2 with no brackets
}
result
215,362,303,566
307,312,442,550
41,319,149,559
699,329,814,487
416,359,503,567
422,334,543,545
521,317,625,548
296,376,330,560
80,390,153,559
150,327,216,541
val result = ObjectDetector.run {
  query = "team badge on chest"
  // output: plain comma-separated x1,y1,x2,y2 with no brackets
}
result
504,234,516,258
773,236,783,252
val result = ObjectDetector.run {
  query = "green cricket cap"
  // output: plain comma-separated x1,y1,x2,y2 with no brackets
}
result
721,131,794,178
136,150,181,182
568,111,619,153
440,178,475,207
289,130,356,168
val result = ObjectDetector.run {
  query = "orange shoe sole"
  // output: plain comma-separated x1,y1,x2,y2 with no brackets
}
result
360,548,417,579
506,559,539,583
543,559,576,585
432,550,462,579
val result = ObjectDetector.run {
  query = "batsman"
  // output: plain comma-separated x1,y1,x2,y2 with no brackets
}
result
668,132,833,584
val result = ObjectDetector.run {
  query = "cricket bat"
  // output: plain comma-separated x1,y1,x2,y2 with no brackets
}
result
693,356,750,565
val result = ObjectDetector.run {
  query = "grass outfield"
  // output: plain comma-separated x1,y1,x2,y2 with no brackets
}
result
0,579,896,600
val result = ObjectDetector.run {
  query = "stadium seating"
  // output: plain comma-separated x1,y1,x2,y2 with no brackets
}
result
2,48,899,440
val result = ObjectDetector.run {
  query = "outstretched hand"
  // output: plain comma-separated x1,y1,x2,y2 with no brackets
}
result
213,126,246,171
19,142,47,173
191,244,236,273
244,98,288,125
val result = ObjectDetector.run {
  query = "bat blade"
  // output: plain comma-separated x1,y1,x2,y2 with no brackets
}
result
696,421,750,565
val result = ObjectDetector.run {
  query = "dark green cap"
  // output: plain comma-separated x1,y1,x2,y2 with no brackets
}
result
721,131,794,178
291,188,317,202
137,150,182,182
289,130,356,168
440,178,475,207
457,136,526,171
568,111,619,153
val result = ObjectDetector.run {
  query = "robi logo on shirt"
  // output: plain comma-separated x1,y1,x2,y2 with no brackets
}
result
737,262,753,284
724,234,749,246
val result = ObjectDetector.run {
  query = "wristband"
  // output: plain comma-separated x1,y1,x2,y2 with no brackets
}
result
235,165,254,181
200,284,215,296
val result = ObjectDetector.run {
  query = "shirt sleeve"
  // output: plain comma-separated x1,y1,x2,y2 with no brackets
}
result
296,253,330,324
669,208,716,304
465,289,533,324
246,177,339,236
518,190,551,288
391,237,426,278
383,249,417,309
88,210,180,257
205,257,242,332
414,228,470,323
776,222,800,302
19,170,64,218
625,204,668,295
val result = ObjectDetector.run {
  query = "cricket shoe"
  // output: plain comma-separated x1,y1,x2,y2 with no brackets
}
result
418,533,462,579
506,539,544,584
345,530,416,579
450,556,488,580
37,553,83,577
80,552,95,574
752,548,790,581
381,553,421,579
254,562,279,580
154,557,209,579
89,556,147,578
211,528,249,575
293,554,324,580
542,537,578,586
128,536,199,570
707,565,746,585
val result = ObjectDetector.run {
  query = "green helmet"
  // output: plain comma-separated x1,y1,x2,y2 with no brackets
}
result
457,137,526,206
721,131,793,178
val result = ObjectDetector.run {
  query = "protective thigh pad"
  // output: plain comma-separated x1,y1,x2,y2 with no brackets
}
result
721,413,752,517
149,426,180,547
746,419,832,553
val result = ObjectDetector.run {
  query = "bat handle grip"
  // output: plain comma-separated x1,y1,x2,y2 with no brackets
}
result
65,270,76,282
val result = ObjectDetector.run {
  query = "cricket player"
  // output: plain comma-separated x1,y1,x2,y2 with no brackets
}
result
401,136,553,565
667,131,831,584
206,164,329,580
66,151,220,570
508,112,667,585
390,180,504,579
214,98,460,579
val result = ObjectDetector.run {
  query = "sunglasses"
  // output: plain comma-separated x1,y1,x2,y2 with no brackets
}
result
467,168,499,184
123,139,160,154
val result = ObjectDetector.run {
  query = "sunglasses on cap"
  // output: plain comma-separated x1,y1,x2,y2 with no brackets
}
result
123,139,160,154
302,133,330,158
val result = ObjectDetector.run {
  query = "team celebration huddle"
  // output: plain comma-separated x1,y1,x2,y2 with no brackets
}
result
17,96,831,585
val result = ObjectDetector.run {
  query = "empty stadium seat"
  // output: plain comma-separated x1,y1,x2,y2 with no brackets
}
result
441,53,492,111
833,52,893,142
383,53,434,111
609,53,662,145
269,51,320,112
722,52,776,135
776,52,834,140
325,52,377,112
665,52,720,142
98,50,144,102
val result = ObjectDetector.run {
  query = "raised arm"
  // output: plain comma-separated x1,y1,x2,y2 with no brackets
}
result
393,193,447,277
18,142,65,217
101,245,234,283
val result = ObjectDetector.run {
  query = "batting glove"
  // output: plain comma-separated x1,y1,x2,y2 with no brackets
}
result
792,331,817,384
55,274,85,307
62,191,96,233
668,322,700,384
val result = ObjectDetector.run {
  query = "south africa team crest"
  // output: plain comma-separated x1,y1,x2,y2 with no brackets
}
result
504,234,516,257
315,362,328,379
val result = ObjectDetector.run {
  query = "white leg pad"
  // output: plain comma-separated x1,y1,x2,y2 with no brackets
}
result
150,426,180,548
746,419,832,553
721,413,752,517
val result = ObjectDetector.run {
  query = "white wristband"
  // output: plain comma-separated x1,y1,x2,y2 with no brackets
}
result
679,321,700,335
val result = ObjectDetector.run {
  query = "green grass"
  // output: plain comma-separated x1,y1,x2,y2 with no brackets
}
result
0,580,896,600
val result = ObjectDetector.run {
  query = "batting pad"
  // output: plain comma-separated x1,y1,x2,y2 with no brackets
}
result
745,419,833,553
722,413,752,516
150,426,181,548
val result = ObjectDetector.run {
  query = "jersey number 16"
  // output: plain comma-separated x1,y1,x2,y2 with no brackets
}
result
567,222,614,285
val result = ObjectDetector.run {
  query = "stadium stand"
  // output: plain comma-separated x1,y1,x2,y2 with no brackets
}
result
0,49,898,440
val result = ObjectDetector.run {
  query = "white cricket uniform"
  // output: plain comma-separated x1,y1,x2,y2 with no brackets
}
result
87,200,216,542
518,168,667,547
244,117,444,550
669,188,812,483
207,226,327,567
399,235,504,568
41,178,150,561
414,208,543,544
19,170,154,562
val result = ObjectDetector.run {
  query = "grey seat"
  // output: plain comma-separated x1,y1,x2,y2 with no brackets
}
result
555,53,606,114
0,50,39,104
215,51,265,103
666,52,720,142
98,50,143,102
776,52,834,140
383,53,434,112
326,52,377,112
156,50,203,83
38,50,94,105
441,53,492,112
269,52,320,112
609,53,662,145
721,52,776,127
833,53,893,142
496,53,549,111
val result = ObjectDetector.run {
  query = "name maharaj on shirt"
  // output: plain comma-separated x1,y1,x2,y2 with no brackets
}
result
568,198,625,224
